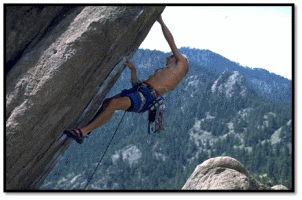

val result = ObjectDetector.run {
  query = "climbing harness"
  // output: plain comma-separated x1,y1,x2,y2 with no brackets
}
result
83,111,126,190
132,80,166,134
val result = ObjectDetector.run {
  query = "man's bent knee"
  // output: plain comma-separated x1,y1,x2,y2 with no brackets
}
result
102,98,112,108
110,97,131,111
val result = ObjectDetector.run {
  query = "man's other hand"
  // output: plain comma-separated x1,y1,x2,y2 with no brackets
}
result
125,56,136,70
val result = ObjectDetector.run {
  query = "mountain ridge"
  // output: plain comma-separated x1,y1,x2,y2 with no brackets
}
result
139,47,292,104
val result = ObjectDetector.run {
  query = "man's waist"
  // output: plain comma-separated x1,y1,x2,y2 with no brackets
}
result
142,80,160,97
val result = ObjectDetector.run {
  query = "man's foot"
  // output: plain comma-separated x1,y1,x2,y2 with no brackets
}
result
64,128,85,144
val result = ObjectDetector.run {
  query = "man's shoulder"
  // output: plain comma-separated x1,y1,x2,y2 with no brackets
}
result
173,61,188,76
176,58,188,69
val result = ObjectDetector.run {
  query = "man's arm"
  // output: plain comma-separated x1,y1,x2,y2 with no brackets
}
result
125,57,138,85
157,15,186,62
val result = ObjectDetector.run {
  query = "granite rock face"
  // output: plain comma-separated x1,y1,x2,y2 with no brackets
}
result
6,6,165,190
182,156,270,190
6,6,66,73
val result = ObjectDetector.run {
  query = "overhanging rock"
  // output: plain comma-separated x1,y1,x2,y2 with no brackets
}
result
6,6,165,190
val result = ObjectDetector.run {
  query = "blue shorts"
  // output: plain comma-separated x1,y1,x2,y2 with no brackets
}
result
121,83,156,113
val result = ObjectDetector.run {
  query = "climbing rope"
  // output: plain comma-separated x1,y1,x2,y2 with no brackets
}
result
83,111,127,190
82,51,162,189
82,54,137,189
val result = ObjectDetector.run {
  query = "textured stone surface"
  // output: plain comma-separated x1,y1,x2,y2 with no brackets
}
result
5,6,67,73
182,156,270,190
6,6,165,190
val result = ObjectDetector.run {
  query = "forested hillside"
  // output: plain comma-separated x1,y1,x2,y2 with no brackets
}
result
40,48,292,190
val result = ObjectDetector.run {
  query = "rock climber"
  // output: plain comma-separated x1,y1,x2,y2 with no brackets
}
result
64,15,189,144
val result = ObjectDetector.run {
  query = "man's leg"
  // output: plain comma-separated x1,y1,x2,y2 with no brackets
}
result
80,93,131,136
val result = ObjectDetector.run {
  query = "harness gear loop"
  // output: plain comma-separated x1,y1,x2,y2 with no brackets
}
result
148,95,165,135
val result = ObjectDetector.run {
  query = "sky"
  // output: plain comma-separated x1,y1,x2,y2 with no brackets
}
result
139,6,292,80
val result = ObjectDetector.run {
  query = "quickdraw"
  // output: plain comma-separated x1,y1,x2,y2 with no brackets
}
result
148,95,165,135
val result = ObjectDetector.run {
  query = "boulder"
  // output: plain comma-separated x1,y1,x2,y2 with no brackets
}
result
182,156,270,190
6,5,165,190
271,184,288,190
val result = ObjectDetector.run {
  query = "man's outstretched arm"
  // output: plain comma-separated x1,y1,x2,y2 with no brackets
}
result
157,15,186,62
125,56,138,85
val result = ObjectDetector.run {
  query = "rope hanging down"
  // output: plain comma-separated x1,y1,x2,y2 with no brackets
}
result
83,111,127,190
83,51,161,189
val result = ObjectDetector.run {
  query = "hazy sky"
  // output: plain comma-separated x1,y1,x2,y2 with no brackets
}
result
139,6,292,80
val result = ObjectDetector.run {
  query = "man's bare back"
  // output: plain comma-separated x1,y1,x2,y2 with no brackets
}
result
147,59,188,95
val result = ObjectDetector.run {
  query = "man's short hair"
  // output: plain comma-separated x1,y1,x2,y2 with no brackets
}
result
169,54,189,74
182,54,188,61
169,54,188,61
182,54,189,75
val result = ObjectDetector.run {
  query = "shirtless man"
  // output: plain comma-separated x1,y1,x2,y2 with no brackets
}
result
64,15,189,144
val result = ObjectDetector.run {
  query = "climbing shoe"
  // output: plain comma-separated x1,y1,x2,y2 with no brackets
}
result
64,128,85,144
